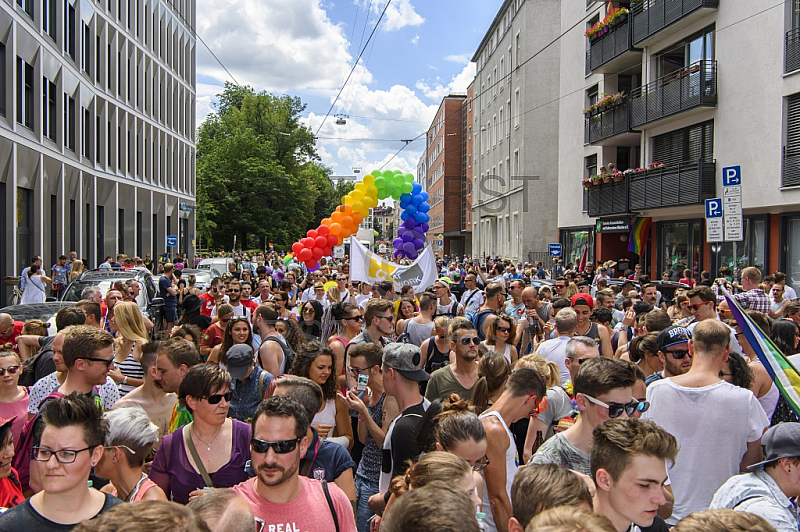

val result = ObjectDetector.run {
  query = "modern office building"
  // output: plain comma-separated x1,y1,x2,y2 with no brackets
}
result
0,0,196,300
559,1,800,288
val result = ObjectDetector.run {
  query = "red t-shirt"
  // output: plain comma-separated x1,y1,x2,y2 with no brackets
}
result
232,476,355,532
199,293,216,317
241,299,258,314
0,469,24,509
0,323,24,354
201,323,225,350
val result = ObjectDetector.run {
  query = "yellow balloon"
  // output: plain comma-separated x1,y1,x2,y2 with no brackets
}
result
351,189,364,202
352,201,363,212
363,174,375,186
354,182,368,194
344,194,354,205
360,206,370,217
366,186,378,197
365,196,378,208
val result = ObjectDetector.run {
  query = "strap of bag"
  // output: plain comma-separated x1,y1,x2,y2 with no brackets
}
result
320,480,340,532
258,371,268,399
183,427,214,488
463,289,478,309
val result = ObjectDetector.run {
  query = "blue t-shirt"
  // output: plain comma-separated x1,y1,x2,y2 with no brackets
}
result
159,276,177,307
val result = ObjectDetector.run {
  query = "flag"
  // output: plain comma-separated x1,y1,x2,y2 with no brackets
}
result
350,238,437,292
578,247,587,273
283,253,293,267
269,242,274,250
721,285,800,417
628,217,651,255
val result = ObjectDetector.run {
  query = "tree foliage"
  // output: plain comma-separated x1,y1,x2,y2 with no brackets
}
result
196,83,338,250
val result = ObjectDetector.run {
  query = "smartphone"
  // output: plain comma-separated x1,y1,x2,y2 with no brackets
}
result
357,374,369,396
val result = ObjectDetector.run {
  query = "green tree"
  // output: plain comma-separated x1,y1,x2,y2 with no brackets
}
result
196,83,332,250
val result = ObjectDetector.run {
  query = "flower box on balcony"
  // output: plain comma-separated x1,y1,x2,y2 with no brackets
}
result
586,8,629,40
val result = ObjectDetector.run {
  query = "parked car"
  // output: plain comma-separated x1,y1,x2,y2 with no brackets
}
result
180,269,212,292
60,269,164,337
0,302,76,331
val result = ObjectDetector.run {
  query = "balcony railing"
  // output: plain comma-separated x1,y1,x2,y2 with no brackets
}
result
787,28,800,74
629,60,717,128
587,15,636,73
585,181,629,217
631,0,719,46
628,159,716,211
584,99,632,144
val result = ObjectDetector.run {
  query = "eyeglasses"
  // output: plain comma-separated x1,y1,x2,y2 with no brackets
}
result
457,336,480,346
582,394,640,418
79,356,115,367
229,289,241,293
0,366,20,376
567,357,591,365
471,455,491,472
665,349,691,360
347,315,364,322
250,437,303,454
104,444,135,455
204,392,232,405
496,326,512,333
529,396,549,417
348,364,376,375
32,446,97,463
689,302,711,311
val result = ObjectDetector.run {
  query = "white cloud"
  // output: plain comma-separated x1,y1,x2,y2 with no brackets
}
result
376,0,425,31
415,62,476,100
410,34,420,44
444,53,472,64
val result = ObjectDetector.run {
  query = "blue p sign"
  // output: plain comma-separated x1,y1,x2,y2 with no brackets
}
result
722,166,741,187
705,198,722,218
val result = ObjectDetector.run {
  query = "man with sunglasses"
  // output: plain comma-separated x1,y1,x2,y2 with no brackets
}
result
480,367,547,532
199,277,224,317
644,326,693,387
531,358,636,477
643,320,769,526
231,395,356,531
685,286,744,358
425,321,481,402
212,280,251,320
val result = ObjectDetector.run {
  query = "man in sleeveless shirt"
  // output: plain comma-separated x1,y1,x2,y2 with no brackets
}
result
571,294,612,358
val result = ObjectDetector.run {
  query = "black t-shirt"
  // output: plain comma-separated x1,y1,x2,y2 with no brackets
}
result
383,402,426,479
33,336,56,384
0,493,122,531
637,516,670,532
183,314,212,331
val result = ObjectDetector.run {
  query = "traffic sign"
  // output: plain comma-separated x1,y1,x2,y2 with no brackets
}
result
705,198,722,218
723,186,741,197
166,235,178,247
722,166,741,187
706,219,724,243
725,215,743,241
723,203,742,216
549,243,562,257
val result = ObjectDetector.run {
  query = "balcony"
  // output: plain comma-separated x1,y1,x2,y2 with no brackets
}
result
628,159,716,211
584,99,640,145
586,15,641,74
631,0,719,47
585,181,629,217
629,60,717,128
787,28,800,74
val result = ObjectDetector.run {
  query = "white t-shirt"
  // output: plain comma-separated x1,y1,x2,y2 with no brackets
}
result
784,285,798,301
688,318,743,356
355,293,372,309
211,301,251,319
535,336,571,384
460,289,484,314
643,379,768,525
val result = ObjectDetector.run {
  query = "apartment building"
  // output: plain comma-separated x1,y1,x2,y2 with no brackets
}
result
471,0,561,264
560,0,800,288
0,0,196,300
463,82,474,254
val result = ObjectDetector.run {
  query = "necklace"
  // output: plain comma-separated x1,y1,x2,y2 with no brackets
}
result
192,423,224,451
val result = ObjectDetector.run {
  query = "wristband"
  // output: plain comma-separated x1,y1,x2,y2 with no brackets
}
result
122,376,128,386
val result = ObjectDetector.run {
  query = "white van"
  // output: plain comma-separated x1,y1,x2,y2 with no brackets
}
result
197,258,233,277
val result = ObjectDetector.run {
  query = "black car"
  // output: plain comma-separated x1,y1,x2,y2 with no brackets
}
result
0,302,76,331
61,269,164,337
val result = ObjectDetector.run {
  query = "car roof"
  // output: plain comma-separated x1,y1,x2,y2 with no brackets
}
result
0,302,75,321
76,269,150,280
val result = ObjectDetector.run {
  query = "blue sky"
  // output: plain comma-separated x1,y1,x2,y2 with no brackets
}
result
195,0,504,178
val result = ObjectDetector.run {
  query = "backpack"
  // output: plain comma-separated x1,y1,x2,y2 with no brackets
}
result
469,309,498,341
260,336,295,375
19,339,53,387
13,391,65,492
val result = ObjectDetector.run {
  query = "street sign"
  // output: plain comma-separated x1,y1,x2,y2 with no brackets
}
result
723,203,742,216
723,186,741,197
706,219,724,242
725,215,743,241
333,246,344,259
166,235,178,247
705,198,722,218
549,243,562,257
722,166,741,187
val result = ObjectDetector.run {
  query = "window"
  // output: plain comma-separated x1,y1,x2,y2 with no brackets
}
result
498,108,504,143
96,36,101,84
64,93,76,151
514,149,520,176
506,100,511,137
43,78,57,141
96,115,102,163
0,44,5,117
468,154,472,168
514,89,520,128
44,0,57,40
468,125,472,140
785,93,800,186
16,58,34,129
515,32,521,68
65,1,76,60
16,0,33,19
658,26,715,77
493,66,497,98
652,120,714,166
82,23,91,75
586,84,599,108
500,57,505,91
83,107,91,159
585,153,598,178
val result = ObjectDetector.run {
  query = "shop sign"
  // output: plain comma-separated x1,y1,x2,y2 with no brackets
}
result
595,217,631,233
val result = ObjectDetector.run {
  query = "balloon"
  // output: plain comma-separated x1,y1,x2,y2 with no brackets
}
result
394,250,403,259
402,233,413,243
299,248,312,261
312,247,324,260
412,182,422,194
375,176,386,188
342,204,353,215
397,227,406,237
418,202,430,213
354,182,367,194
351,189,364,202
401,182,413,194
405,205,418,215
307,229,318,239
317,224,330,236
343,194,354,205
352,201,363,213
329,222,342,236
306,262,319,272
400,211,409,221
321,218,332,227
352,212,364,224
414,212,426,224
342,215,353,228
406,249,418,260
403,242,416,254
393,238,404,249
315,236,327,248
403,218,416,229
336,235,344,246
302,238,315,248
371,170,382,177
412,238,424,249
363,174,375,186
292,242,303,254
323,246,332,256
331,211,343,224
364,196,378,208
411,194,423,206
366,185,378,197
340,226,352,238
421,191,429,201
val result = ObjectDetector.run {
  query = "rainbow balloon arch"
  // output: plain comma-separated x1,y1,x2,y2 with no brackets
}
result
291,169,431,271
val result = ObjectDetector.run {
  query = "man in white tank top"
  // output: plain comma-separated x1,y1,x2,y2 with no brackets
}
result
479,367,547,532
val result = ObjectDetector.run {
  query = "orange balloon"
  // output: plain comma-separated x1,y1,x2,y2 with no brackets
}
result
352,212,364,224
342,204,353,215
321,218,332,227
336,235,344,246
342,215,354,228
340,226,352,238
331,211,343,224
329,222,342,236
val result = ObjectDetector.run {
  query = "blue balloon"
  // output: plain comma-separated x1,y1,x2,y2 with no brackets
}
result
412,182,422,194
411,194,423,206
405,205,418,215
421,191,429,201
307,264,319,272
414,212,426,224
418,203,430,213
400,211,409,221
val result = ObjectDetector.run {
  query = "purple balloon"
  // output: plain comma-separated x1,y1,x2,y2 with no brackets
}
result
421,223,429,232
397,227,406,237
393,238,404,249
403,242,416,254
412,238,424,249
306,264,319,272
406,249,418,260
403,218,416,229
394,250,403,259
402,233,413,242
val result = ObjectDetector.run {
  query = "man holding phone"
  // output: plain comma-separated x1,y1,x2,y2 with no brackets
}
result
199,277,225,317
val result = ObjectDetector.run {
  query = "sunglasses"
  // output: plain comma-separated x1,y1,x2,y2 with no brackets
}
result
229,289,241,293
347,315,364,322
458,336,480,346
0,366,20,376
79,356,115,367
204,392,232,405
567,356,591,365
665,349,691,359
555,284,566,289
582,394,641,418
471,455,491,472
250,437,303,454
689,302,710,311
529,396,549,417
496,326,511,333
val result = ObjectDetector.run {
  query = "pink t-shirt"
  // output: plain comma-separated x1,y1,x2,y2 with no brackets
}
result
0,388,29,446
231,476,356,532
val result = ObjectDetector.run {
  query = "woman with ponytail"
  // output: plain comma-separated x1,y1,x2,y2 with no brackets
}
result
471,352,511,414
387,451,480,513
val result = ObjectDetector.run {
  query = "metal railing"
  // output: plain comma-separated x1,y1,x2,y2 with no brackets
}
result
786,28,800,74
587,15,634,72
584,99,632,144
629,60,717,128
628,159,716,210
585,180,629,217
631,0,719,45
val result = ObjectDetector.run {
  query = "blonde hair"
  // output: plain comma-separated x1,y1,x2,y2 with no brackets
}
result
0,351,22,366
326,286,341,304
21,319,49,336
112,301,149,343
433,316,451,335
526,506,615,532
71,260,85,273
390,451,471,497
517,354,562,388
672,509,777,532
564,283,578,299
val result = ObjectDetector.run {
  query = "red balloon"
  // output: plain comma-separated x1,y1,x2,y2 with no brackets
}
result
292,242,303,254
302,238,315,248
298,248,312,261
305,259,318,269
323,246,332,256
312,247,324,260
307,229,318,239
315,236,328,248
317,225,330,237
327,235,338,247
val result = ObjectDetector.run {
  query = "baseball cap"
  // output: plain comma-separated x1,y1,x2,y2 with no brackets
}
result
225,344,255,380
437,277,453,286
656,326,692,352
748,422,800,470
570,294,594,309
0,416,17,431
382,343,429,382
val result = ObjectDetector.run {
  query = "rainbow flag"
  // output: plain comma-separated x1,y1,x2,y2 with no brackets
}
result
269,242,274,250
721,285,800,417
628,217,651,255
283,253,294,267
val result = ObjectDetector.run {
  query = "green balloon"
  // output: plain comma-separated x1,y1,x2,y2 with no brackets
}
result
374,176,386,188
377,187,390,200
393,169,402,174
371,170,382,177
404,173,414,183
401,182,413,194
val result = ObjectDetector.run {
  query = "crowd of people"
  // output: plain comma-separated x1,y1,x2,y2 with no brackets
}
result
0,251,798,532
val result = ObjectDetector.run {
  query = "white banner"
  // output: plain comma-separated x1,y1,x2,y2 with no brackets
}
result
349,239,438,292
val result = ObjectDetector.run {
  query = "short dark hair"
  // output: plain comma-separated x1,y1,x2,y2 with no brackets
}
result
43,392,107,448
273,375,323,420
55,306,87,331
511,463,593,527
251,395,309,439
75,300,101,323
62,325,114,368
504,367,546,398
348,342,383,367
643,310,671,333
179,363,232,413
72,500,211,532
157,337,201,369
573,357,636,398
485,282,504,299
590,418,678,482
686,285,716,304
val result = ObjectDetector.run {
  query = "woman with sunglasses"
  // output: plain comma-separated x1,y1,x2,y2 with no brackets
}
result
298,300,324,342
150,363,251,504
95,406,167,502
271,291,297,323
109,302,148,397
208,316,253,366
481,314,518,365
289,341,353,449
329,303,363,390
0,352,28,446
